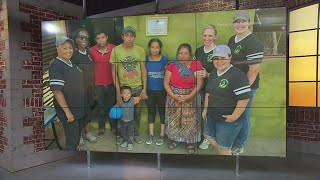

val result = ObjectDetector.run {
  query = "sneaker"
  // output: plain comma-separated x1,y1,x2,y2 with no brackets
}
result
97,129,105,139
127,144,133,151
199,139,210,150
146,135,153,145
111,127,117,135
134,135,142,144
116,136,123,145
232,147,244,155
79,134,84,146
84,132,97,143
121,141,128,148
155,136,165,146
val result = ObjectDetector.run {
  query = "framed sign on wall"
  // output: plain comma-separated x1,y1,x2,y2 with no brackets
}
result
146,17,168,36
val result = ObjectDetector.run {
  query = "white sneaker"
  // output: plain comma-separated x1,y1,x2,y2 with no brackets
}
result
127,144,133,151
84,132,97,143
79,134,84,146
121,141,128,148
199,139,210,150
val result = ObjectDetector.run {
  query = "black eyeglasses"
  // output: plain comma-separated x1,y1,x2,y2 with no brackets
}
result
78,35,89,40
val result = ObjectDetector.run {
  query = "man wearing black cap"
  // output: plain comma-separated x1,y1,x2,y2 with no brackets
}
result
110,26,147,145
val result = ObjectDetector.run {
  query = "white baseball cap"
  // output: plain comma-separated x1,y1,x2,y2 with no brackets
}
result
56,35,74,46
212,45,231,57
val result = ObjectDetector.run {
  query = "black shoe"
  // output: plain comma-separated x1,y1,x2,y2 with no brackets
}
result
97,129,105,139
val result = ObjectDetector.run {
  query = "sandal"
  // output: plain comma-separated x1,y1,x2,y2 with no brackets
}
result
168,141,179,150
187,144,196,154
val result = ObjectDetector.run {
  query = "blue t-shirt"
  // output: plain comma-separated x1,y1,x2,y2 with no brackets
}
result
146,55,168,90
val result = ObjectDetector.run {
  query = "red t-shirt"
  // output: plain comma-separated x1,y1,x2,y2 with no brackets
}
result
166,60,203,88
90,43,115,85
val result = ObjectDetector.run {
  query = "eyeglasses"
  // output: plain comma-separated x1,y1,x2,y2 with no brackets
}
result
78,35,89,40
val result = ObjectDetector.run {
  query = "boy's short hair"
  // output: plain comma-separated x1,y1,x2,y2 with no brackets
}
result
120,86,132,93
93,29,108,38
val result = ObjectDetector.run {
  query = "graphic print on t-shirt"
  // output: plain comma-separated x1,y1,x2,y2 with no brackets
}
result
122,55,138,79
148,71,164,79
234,45,242,54
206,53,213,63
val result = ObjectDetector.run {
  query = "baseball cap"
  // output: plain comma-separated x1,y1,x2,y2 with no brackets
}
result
56,35,74,46
233,10,250,22
122,26,136,37
212,45,231,57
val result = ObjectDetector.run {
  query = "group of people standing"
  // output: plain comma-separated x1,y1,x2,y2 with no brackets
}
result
49,10,264,155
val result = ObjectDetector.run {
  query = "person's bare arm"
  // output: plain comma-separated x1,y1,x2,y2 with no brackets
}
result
52,90,74,122
223,99,250,122
202,93,209,122
140,61,148,99
112,63,121,105
247,64,260,86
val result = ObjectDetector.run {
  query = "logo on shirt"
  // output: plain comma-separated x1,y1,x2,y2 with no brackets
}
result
148,71,164,79
122,55,138,79
234,45,242,54
207,54,213,63
219,79,229,88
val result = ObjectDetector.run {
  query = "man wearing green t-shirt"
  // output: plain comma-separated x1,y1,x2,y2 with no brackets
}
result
110,26,147,145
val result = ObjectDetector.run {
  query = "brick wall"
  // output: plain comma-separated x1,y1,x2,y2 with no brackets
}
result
19,2,77,152
286,0,319,9
0,0,8,154
158,0,320,142
159,0,236,14
239,0,285,9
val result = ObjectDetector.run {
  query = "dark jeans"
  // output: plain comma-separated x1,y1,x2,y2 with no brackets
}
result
131,86,142,136
95,85,116,130
121,120,134,144
83,81,95,127
146,90,166,124
60,116,83,150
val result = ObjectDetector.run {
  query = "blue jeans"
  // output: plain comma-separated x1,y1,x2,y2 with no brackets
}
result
206,115,244,150
232,88,257,149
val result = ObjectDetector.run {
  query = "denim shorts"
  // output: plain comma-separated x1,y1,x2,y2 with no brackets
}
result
204,115,244,150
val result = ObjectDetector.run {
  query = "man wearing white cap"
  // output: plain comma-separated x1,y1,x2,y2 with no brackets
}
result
202,45,251,155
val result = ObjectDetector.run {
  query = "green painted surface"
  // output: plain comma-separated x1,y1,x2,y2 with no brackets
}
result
124,13,196,60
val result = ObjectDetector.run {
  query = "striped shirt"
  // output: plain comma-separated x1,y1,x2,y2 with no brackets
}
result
228,33,264,89
49,57,86,120
206,65,251,121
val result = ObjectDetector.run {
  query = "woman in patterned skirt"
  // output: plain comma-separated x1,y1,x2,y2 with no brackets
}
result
164,43,203,154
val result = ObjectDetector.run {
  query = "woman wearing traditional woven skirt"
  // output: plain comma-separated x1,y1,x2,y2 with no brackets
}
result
164,43,203,154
